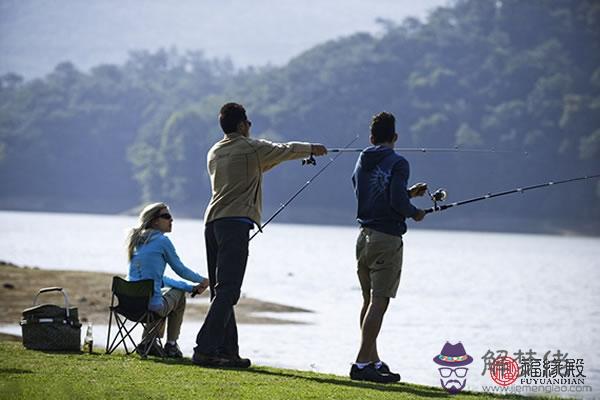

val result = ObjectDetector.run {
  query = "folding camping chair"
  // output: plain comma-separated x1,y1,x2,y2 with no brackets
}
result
105,276,165,358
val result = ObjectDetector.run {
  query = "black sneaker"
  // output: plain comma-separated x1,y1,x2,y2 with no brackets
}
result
376,361,401,381
164,342,183,358
137,339,163,357
192,352,230,367
350,363,399,383
192,352,250,368
218,353,251,368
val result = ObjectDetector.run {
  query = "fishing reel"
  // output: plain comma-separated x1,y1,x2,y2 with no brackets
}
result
302,154,317,166
429,188,448,209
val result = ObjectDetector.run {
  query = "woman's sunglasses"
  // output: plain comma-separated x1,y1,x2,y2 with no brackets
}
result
158,213,173,220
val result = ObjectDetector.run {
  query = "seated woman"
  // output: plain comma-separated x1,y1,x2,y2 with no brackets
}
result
126,202,209,358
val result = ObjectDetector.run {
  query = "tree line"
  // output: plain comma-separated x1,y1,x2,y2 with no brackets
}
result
1,0,599,234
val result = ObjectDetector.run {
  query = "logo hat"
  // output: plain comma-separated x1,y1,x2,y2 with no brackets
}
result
433,342,473,367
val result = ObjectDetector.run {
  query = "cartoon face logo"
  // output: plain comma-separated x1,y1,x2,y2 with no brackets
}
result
433,342,473,394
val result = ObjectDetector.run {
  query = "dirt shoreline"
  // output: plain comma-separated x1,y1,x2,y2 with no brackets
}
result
0,262,311,326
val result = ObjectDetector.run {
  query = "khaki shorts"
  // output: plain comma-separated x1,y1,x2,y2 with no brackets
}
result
356,227,403,298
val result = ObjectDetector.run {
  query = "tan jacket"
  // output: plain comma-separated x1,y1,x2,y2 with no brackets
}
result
204,132,312,226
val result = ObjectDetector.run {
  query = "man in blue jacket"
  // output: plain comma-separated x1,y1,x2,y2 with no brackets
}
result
350,111,427,383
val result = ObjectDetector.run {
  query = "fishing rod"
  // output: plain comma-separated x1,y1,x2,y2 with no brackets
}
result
300,147,527,165
250,135,360,240
328,147,525,154
424,174,600,214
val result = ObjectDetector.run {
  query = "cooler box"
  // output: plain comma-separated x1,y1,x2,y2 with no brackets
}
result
20,287,81,351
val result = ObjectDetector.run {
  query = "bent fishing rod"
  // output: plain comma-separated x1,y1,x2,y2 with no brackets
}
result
424,174,600,214
249,135,360,241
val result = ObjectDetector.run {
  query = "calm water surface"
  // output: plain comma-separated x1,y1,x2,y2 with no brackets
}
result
1,211,598,396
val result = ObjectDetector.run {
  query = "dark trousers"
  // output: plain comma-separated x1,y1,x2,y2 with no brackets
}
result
194,219,250,356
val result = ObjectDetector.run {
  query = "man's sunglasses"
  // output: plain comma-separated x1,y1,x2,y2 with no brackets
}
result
246,120,252,127
158,213,173,220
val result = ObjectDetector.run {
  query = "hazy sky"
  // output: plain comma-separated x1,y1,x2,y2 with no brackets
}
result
0,0,448,78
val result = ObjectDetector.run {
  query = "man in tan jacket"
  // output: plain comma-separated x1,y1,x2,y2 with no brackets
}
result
193,102,327,368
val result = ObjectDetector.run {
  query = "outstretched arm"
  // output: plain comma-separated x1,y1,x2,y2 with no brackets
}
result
255,139,327,172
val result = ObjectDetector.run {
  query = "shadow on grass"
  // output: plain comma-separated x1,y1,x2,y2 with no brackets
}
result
249,368,528,399
36,350,82,355
145,357,443,396
0,368,33,374
141,356,526,399
247,367,451,397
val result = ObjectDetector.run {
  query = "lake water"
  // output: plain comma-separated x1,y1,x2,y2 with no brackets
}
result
1,210,599,397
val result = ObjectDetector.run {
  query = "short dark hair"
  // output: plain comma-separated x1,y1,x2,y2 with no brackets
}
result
219,102,247,134
370,112,396,144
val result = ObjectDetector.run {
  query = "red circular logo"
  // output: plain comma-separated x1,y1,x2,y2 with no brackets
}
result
490,356,519,386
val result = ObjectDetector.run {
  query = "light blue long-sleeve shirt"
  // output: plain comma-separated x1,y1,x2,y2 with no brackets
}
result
127,231,206,311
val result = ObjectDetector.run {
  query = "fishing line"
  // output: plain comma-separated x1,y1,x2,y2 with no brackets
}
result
249,135,360,240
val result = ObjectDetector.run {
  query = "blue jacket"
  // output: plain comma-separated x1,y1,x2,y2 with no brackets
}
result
352,146,418,236
127,231,206,311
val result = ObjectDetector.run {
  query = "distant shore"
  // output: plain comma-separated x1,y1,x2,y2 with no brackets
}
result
0,262,311,326
1,209,598,237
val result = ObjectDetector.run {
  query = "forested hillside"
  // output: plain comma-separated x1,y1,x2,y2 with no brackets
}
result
1,0,599,234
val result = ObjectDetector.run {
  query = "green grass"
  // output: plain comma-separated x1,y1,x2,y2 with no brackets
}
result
0,341,525,400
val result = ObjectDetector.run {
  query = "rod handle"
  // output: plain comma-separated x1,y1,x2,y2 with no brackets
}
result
425,205,448,214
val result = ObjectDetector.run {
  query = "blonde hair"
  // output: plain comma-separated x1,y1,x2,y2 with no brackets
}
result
126,202,168,261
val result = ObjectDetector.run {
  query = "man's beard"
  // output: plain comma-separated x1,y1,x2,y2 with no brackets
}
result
440,378,467,394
